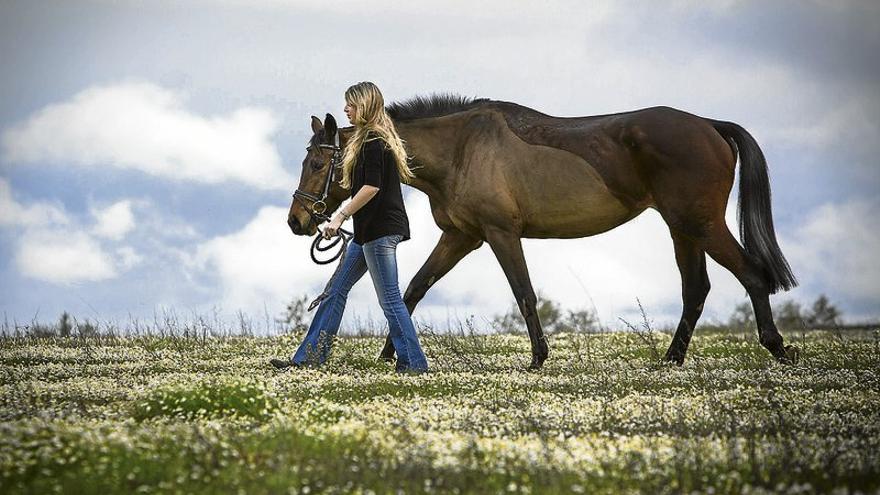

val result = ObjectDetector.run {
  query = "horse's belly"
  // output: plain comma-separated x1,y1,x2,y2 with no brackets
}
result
520,194,637,238
517,159,638,238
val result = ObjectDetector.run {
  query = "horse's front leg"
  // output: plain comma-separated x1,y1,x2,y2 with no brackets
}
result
378,229,483,362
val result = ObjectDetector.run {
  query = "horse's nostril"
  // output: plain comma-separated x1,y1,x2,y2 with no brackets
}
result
288,216,300,234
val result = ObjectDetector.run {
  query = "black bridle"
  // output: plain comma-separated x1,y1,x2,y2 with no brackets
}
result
292,133,353,265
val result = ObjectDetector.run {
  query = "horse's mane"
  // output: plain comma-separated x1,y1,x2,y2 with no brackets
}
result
386,93,491,122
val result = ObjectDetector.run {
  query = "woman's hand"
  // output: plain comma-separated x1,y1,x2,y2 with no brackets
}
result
323,213,345,239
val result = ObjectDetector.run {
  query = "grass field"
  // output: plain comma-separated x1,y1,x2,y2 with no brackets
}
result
1,324,878,494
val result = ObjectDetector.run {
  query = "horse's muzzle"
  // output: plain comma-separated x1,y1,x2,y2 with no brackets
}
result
288,216,302,235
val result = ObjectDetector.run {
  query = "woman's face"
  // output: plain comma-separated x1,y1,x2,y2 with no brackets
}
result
344,101,356,124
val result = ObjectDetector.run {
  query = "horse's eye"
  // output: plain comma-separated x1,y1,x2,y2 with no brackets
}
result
310,159,325,171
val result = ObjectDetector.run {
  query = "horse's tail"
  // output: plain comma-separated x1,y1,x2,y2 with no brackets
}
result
709,119,798,293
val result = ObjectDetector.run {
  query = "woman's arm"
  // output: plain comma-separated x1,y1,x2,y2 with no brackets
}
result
342,185,379,217
323,185,379,239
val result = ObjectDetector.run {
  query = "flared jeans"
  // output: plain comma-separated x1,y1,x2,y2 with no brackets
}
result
291,234,429,372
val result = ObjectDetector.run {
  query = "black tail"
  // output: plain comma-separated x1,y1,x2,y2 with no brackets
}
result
710,119,797,293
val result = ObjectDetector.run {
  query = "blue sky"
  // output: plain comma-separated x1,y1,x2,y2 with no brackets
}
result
1,0,878,333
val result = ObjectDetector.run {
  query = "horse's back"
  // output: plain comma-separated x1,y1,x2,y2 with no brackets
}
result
448,102,736,238
488,101,736,198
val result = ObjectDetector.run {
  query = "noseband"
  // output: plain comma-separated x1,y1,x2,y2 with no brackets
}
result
292,133,353,264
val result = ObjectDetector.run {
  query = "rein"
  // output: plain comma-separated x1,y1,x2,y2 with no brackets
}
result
292,132,352,265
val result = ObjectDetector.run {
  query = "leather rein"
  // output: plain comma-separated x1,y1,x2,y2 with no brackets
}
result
292,132,353,265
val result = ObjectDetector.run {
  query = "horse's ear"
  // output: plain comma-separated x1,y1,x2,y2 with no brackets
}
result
324,114,338,142
310,115,323,135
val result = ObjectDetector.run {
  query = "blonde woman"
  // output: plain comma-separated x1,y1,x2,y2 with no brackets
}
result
271,81,428,373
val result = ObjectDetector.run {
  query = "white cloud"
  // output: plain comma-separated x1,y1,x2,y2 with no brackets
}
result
1,179,144,285
398,195,748,329
0,177,69,227
1,81,296,190
92,200,136,240
187,194,749,330
192,206,335,314
189,197,508,329
4,1,876,326
206,0,620,22
14,230,117,284
401,195,880,327
116,246,144,270
204,0,744,23
782,198,880,303
756,89,880,151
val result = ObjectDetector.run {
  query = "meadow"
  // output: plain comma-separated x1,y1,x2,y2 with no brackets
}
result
1,321,878,494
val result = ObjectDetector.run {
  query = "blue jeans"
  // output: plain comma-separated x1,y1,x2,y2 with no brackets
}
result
291,234,428,372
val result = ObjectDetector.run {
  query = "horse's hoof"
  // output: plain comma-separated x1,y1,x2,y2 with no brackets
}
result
778,345,800,365
774,345,799,365
377,354,395,363
662,351,685,366
527,355,546,371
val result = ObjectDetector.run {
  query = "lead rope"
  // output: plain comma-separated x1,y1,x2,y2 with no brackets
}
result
310,226,352,265
307,227,353,310
305,130,356,309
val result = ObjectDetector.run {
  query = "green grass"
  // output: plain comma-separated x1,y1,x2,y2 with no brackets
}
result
1,327,878,494
131,376,279,421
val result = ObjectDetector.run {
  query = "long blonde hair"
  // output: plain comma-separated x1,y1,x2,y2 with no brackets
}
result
339,81,415,189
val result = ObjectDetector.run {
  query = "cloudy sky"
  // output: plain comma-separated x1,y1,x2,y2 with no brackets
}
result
1,0,878,334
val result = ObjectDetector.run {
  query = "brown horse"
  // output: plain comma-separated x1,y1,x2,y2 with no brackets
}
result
288,94,800,369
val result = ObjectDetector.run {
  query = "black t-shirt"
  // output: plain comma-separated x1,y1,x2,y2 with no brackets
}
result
350,132,411,245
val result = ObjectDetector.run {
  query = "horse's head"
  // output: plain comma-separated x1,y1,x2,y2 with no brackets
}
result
288,113,350,236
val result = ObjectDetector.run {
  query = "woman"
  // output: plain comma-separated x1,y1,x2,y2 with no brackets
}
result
270,81,429,373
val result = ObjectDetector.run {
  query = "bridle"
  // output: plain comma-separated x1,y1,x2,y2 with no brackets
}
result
292,132,353,264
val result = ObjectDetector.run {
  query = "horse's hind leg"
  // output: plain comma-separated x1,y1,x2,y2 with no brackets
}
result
484,227,549,370
378,229,482,361
664,231,711,365
700,224,799,364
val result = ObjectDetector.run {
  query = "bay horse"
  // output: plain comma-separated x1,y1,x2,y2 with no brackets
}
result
288,94,800,369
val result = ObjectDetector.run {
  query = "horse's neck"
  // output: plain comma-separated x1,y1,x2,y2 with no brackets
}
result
340,119,460,198
395,119,460,197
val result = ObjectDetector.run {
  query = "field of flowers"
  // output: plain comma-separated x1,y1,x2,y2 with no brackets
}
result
1,325,878,494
